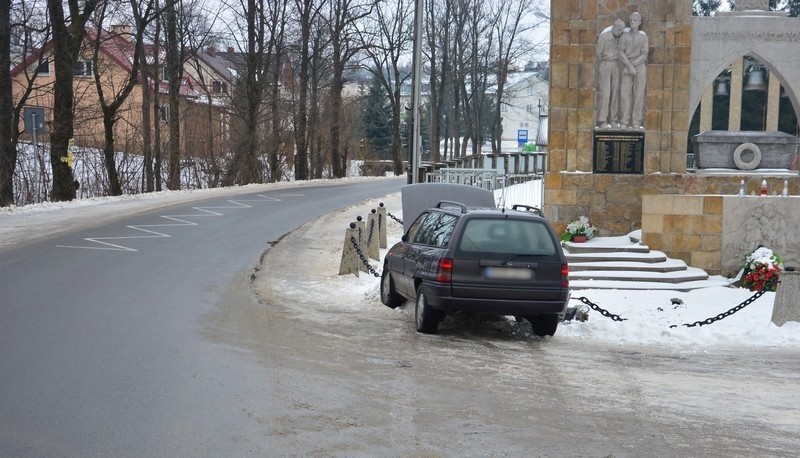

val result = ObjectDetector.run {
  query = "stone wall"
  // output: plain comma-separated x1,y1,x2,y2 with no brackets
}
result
643,193,800,276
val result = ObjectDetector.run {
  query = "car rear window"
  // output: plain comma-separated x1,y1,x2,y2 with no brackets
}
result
413,211,458,248
457,218,557,256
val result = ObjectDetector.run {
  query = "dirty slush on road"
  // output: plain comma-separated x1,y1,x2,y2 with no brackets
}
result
231,194,800,456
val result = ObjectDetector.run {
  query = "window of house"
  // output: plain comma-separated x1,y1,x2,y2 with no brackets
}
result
527,86,533,95
160,105,170,122
526,104,533,113
74,59,93,77
35,58,50,75
161,66,169,81
212,80,227,93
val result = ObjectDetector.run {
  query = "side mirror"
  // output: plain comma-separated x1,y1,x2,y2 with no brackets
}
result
401,234,409,242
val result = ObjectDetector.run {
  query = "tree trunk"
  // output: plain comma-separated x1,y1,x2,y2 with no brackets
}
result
47,0,98,201
293,0,313,181
329,70,344,178
140,55,154,192
165,1,182,190
102,114,122,195
0,0,13,205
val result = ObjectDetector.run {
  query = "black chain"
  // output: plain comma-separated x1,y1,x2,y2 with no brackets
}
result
669,278,779,328
574,296,627,322
350,236,381,277
387,212,403,225
366,219,375,247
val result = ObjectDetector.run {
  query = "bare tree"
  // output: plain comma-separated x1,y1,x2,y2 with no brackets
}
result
424,0,455,163
309,13,332,178
164,0,182,189
461,0,494,160
290,0,326,180
325,0,373,178
358,0,414,175
88,2,153,196
47,0,101,201
488,0,543,156
131,0,157,192
6,1,51,205
222,0,286,185
264,0,289,182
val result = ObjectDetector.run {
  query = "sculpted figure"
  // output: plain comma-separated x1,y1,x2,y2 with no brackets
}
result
618,12,648,129
595,19,625,129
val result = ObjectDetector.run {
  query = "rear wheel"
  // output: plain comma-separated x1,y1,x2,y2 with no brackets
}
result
380,269,404,308
415,285,442,334
528,314,559,337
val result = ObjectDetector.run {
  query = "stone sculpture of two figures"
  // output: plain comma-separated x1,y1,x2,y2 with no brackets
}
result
595,12,649,130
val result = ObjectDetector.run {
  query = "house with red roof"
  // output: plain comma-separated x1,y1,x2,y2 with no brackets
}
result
11,26,230,170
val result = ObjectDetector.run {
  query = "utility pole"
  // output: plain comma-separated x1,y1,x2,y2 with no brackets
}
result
410,0,423,183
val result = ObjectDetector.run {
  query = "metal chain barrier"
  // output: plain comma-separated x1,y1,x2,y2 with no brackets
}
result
574,296,627,322
350,236,381,278
387,212,403,225
366,219,375,247
669,278,779,328
573,277,779,327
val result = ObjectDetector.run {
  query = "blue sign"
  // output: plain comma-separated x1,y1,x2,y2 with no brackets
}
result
517,129,528,147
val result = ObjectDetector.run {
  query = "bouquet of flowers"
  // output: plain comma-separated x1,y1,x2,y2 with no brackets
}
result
741,247,783,292
561,216,597,242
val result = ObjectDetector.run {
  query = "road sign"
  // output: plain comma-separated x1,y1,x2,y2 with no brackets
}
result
518,129,528,147
24,107,46,135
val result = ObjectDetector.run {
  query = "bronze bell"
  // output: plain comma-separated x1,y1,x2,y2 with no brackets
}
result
715,80,729,97
744,68,767,91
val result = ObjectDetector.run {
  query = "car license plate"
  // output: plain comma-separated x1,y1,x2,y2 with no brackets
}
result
484,267,532,280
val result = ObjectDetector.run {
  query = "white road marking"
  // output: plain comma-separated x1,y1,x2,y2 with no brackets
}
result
56,194,301,251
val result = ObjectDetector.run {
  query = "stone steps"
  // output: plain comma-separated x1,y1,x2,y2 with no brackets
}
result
563,234,731,291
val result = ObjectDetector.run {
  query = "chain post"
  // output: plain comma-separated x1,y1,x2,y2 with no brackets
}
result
355,216,366,273
378,203,388,248
338,222,361,276
366,210,380,261
350,236,381,277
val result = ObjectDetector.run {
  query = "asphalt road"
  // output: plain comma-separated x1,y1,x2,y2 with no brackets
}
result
0,178,404,456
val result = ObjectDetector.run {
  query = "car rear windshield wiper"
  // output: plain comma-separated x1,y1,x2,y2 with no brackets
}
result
501,254,519,265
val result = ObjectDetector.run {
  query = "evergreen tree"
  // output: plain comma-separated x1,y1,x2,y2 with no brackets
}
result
693,0,722,16
786,0,800,16
361,78,393,160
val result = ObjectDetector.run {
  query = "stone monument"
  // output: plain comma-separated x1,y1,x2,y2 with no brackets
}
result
544,0,800,275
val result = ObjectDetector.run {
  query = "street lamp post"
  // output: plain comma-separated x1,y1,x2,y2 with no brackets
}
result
410,0,424,183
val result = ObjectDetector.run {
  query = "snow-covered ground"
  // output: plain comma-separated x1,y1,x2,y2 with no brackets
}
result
4,178,799,350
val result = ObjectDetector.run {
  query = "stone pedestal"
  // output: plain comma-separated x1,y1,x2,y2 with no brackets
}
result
692,131,800,170
641,193,800,276
772,269,800,326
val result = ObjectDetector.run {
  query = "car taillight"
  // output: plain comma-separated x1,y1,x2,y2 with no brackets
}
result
561,263,569,288
436,258,454,283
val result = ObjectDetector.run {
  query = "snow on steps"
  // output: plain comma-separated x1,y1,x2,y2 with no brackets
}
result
563,234,734,291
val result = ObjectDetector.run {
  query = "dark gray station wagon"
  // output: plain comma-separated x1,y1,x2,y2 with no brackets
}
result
381,201,570,336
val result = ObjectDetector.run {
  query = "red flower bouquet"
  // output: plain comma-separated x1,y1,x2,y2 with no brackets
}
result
741,247,783,292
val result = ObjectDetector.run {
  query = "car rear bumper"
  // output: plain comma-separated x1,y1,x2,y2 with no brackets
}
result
421,282,568,315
